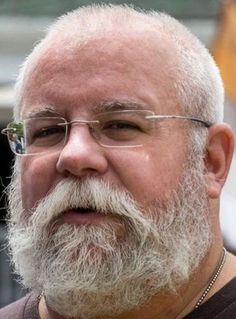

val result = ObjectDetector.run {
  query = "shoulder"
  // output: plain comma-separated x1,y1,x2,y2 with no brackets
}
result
0,293,39,319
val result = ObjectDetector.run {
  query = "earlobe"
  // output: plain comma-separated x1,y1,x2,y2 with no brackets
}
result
205,123,234,199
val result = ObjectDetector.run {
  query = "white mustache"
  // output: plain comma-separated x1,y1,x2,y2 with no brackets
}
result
26,177,153,238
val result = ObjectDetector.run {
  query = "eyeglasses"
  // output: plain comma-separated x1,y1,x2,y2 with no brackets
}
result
1,110,212,156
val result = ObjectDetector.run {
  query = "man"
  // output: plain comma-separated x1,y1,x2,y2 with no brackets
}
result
1,4,236,319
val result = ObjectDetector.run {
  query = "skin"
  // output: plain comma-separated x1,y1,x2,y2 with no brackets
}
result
20,35,186,212
19,34,236,319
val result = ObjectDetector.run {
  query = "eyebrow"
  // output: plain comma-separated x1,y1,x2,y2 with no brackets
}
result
93,101,146,113
24,106,62,119
23,101,146,119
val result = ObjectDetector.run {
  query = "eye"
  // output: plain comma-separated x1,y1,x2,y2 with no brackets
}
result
102,120,141,131
26,123,67,147
33,125,65,139
98,119,144,143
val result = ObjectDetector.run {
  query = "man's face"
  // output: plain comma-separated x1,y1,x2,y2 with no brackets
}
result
19,36,187,216
9,36,211,318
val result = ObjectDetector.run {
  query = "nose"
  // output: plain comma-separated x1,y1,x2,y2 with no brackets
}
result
56,125,108,178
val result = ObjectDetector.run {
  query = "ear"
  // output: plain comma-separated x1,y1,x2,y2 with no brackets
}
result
205,123,234,199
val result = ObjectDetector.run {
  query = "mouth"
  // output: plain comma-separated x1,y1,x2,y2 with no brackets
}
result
72,207,98,214
60,207,108,225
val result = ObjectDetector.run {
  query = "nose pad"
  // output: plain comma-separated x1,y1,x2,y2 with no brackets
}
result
56,125,108,177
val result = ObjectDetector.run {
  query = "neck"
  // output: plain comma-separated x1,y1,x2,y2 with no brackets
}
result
39,245,235,319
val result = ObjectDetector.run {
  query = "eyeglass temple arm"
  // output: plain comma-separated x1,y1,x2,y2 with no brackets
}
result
1,128,16,135
145,115,212,128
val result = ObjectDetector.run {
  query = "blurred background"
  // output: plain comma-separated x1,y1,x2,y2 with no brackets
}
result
0,0,236,307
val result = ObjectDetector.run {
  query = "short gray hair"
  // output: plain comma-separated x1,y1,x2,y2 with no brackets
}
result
14,4,224,125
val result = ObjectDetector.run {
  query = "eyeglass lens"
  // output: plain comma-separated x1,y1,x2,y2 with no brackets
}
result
6,111,155,155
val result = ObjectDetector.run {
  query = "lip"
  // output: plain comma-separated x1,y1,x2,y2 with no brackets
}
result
60,209,109,225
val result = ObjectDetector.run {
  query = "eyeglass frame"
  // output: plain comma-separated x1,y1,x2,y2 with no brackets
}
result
1,110,212,156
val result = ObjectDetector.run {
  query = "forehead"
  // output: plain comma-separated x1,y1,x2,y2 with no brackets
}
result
20,33,181,118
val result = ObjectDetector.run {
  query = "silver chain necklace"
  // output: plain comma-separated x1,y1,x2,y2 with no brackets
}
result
195,247,227,309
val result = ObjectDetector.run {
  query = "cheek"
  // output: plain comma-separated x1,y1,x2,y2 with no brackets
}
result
20,156,58,211
109,145,185,206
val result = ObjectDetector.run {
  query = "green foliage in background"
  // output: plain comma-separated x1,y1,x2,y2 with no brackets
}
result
9,122,24,138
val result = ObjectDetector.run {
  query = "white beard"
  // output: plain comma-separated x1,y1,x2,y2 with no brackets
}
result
7,156,211,319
